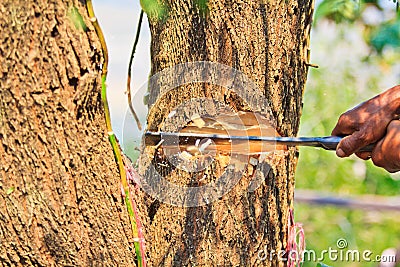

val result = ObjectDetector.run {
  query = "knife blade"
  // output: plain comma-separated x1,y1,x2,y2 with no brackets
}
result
144,131,374,152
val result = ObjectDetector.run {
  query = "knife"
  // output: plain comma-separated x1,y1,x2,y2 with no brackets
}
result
144,131,374,152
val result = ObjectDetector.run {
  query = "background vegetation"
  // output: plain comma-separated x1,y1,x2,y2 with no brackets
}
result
296,0,400,266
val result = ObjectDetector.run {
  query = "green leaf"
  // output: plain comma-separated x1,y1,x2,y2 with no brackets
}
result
369,18,400,53
6,187,15,195
316,263,333,267
140,0,168,21
68,6,87,31
314,0,360,24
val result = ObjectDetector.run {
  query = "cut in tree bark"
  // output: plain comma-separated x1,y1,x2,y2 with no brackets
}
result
0,0,136,266
138,0,314,266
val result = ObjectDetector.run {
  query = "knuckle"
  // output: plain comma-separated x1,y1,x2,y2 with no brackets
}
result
337,114,350,125
371,151,385,168
392,85,400,92
340,138,351,150
356,131,371,144
334,114,358,135
371,156,385,168
388,120,400,130
339,137,356,155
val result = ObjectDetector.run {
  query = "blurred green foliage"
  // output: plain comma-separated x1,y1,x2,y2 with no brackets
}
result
314,0,400,54
314,0,360,23
296,2,400,266
369,16,400,53
140,0,208,19
140,0,168,21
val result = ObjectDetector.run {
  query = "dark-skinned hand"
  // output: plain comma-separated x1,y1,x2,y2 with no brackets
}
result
367,120,400,173
331,85,400,172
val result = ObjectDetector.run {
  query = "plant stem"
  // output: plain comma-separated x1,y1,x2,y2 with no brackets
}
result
85,1,145,266
127,10,144,131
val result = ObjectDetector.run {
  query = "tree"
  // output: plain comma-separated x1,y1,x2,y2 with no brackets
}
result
137,0,314,266
0,0,313,266
0,0,136,265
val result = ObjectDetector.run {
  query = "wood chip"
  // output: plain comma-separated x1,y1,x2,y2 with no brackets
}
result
249,157,258,166
248,164,254,175
199,139,213,153
186,145,200,156
155,139,164,149
191,114,205,128
167,110,177,118
179,151,193,161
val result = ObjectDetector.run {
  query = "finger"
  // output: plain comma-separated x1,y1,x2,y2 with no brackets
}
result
355,151,372,160
336,130,371,157
371,138,386,169
387,119,400,131
331,114,357,136
371,120,400,172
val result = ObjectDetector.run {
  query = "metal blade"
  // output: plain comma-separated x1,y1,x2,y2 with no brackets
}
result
144,131,374,152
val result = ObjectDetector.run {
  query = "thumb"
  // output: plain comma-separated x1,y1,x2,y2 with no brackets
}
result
336,131,370,157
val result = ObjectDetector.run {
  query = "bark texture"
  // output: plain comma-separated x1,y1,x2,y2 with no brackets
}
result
0,1,136,266
139,0,314,266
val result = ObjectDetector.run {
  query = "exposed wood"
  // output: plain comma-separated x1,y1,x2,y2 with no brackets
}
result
145,111,286,154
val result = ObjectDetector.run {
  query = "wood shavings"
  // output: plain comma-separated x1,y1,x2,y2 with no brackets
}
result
167,110,176,118
226,163,235,170
199,138,213,153
234,162,246,172
155,139,164,149
216,154,231,168
249,157,258,166
199,174,207,182
247,164,254,175
179,151,193,161
186,145,200,156
191,114,205,128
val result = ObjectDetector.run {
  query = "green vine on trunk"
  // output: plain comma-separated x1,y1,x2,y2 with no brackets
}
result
85,1,144,266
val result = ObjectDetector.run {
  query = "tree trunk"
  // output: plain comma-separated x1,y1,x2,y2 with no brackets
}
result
0,0,136,266
138,0,313,266
0,0,314,266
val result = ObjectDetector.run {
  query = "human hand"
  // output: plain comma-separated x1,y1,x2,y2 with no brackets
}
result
331,85,400,158
363,120,400,173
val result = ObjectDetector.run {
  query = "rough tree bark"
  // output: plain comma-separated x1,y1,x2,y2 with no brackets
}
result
139,0,314,266
0,1,136,266
0,0,313,266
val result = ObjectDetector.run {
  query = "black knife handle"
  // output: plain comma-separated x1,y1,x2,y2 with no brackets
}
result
319,136,374,152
